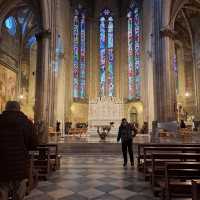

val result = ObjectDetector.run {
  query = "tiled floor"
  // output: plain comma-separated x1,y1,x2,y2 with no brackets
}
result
25,155,156,200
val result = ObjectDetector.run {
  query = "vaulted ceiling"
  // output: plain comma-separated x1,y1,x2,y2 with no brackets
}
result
174,0,200,47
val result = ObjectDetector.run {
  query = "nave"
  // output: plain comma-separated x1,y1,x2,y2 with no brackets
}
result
25,154,156,200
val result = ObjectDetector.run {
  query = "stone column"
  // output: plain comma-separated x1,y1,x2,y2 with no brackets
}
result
35,30,51,143
153,0,176,122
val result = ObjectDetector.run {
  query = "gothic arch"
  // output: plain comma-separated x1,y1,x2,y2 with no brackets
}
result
169,0,189,28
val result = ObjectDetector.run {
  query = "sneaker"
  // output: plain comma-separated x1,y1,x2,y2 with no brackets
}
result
123,163,127,167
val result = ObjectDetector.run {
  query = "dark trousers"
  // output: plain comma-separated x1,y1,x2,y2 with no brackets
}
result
122,140,134,164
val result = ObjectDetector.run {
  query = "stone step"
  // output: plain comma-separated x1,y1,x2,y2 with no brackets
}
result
58,143,137,155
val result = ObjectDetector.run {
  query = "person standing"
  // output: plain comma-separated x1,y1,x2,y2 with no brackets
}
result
0,101,37,200
180,119,186,128
117,118,134,167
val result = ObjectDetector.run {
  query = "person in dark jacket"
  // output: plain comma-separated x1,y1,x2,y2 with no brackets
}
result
117,118,134,167
0,101,37,200
180,120,186,129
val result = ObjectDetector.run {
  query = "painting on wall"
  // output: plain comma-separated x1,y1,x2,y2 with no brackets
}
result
20,62,29,103
0,63,17,112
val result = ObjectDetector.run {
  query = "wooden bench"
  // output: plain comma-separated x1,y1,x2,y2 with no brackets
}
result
192,180,200,200
137,144,200,168
160,162,200,200
68,128,87,137
150,153,200,188
32,147,51,180
38,144,61,170
143,147,200,175
26,154,38,193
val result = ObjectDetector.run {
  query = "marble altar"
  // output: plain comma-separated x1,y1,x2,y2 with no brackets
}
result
87,96,124,136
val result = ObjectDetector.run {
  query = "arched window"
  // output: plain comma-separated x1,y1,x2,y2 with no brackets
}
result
73,8,86,99
127,3,141,100
99,9,114,97
4,16,17,36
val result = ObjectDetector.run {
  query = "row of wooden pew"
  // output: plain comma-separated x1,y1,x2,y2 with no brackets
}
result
137,143,200,200
27,144,61,193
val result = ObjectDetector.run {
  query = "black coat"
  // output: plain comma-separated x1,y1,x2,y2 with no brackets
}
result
117,123,133,143
0,111,37,181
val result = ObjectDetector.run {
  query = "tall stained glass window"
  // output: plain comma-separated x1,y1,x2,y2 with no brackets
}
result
73,8,86,99
127,3,141,100
174,48,179,95
99,9,114,97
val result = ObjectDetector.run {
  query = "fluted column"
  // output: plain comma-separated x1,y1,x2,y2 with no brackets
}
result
160,28,177,121
153,0,176,122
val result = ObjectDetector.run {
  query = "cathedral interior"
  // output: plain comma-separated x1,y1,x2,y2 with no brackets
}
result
1,0,200,134
1,0,200,199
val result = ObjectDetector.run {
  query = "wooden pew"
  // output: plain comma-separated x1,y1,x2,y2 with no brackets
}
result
150,153,200,189
26,154,38,193
143,147,200,175
33,147,51,180
160,162,200,200
137,143,200,168
38,144,61,170
192,180,200,200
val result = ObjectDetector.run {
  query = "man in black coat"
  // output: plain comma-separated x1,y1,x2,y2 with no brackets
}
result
0,101,37,200
117,118,134,167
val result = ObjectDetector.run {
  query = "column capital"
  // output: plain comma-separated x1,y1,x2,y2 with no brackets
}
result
160,27,176,40
35,30,51,41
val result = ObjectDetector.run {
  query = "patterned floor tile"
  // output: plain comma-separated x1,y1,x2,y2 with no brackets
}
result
26,154,155,200
47,189,74,199
56,180,80,188
78,188,105,199
94,194,120,200
109,189,137,199
95,184,120,193
109,180,133,188
58,194,88,200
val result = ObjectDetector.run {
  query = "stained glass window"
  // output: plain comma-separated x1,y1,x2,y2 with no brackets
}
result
99,9,114,97
73,8,86,99
4,16,17,36
174,48,179,94
127,4,141,100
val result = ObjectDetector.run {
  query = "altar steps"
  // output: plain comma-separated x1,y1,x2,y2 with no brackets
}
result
58,143,122,155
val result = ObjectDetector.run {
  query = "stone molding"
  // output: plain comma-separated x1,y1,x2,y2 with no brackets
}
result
35,30,51,41
160,27,176,40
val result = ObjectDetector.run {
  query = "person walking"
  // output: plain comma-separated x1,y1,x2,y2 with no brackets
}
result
117,118,134,167
0,101,37,200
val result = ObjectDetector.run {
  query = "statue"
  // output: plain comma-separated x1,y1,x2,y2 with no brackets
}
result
97,122,114,140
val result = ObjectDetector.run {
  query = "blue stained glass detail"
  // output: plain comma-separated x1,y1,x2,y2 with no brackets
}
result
128,16,134,99
99,9,114,97
127,6,141,100
4,16,16,36
73,8,86,99
80,13,86,98
100,16,106,96
27,35,37,47
73,14,79,98
108,16,114,96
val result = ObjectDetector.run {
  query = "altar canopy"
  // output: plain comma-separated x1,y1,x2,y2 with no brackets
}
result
88,96,124,136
